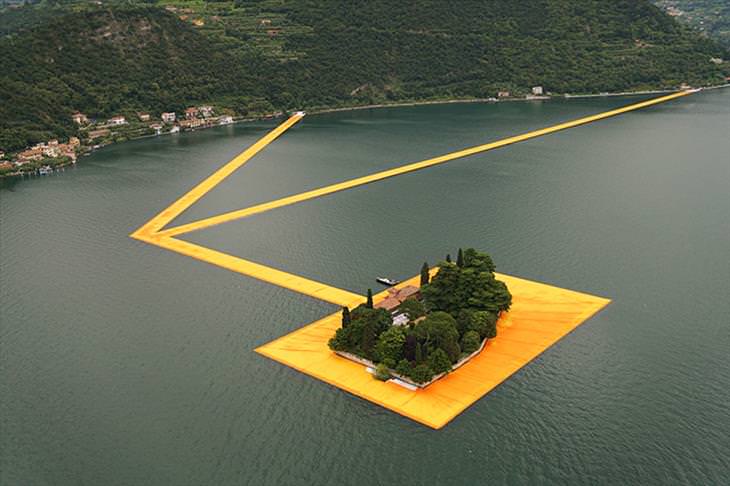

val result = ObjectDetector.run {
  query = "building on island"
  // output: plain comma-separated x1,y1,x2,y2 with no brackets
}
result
170,125,180,133
108,116,126,126
219,115,234,125
185,107,199,119
138,113,151,121
374,285,421,313
497,91,510,98
532,86,544,95
161,112,176,123
198,106,214,118
149,123,163,135
72,112,88,124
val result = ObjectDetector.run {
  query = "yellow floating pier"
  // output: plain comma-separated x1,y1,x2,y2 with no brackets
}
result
256,273,610,429
156,90,691,238
131,91,692,428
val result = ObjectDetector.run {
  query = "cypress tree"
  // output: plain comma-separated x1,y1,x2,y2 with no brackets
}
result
420,261,430,286
366,288,374,309
415,342,423,363
445,254,452,263
457,248,464,267
341,306,351,327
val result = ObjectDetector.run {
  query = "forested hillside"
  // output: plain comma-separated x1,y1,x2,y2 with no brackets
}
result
1,0,728,152
654,1,730,47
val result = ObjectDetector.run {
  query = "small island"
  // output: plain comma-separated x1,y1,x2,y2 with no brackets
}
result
329,248,512,387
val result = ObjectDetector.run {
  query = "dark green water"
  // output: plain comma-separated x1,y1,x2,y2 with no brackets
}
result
1,91,729,485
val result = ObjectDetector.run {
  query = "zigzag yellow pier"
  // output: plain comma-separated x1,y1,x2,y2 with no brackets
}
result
131,112,304,239
157,90,692,238
155,236,365,307
256,272,611,429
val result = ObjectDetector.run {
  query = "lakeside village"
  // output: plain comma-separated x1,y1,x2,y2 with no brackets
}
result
0,87,552,179
0,105,246,179
329,248,512,389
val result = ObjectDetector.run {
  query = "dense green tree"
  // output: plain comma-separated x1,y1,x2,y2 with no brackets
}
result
366,288,374,309
398,298,426,321
414,311,461,362
422,249,512,315
469,311,498,339
329,304,392,356
457,248,465,268
404,332,418,361
409,364,435,384
341,306,351,328
461,330,481,354
415,342,423,363
375,326,406,363
445,254,452,263
395,359,412,376
420,261,430,286
428,348,452,374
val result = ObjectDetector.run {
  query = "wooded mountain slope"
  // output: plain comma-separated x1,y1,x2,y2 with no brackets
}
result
1,0,728,151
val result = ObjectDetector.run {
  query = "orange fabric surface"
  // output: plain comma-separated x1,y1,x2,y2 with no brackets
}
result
256,273,610,429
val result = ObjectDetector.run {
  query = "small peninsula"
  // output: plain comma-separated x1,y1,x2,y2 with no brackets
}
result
329,249,512,386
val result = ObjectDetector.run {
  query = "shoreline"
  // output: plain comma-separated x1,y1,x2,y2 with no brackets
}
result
3,84,728,182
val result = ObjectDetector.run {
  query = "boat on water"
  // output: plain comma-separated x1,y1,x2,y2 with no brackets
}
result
376,277,399,286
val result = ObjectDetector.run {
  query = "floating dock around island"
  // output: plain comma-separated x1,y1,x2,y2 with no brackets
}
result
256,272,610,429
131,90,692,427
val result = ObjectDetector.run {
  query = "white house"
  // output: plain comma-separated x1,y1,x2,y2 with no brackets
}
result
161,112,176,123
219,115,234,125
532,86,544,95
108,116,127,125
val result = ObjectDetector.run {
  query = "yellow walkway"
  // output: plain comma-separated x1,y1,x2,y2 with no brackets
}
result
156,90,691,238
256,273,610,429
131,91,692,427
132,112,304,240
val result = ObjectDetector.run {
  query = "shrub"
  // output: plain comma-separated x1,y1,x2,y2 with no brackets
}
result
395,359,411,376
409,364,435,384
461,330,481,354
375,326,406,363
374,363,390,381
469,311,498,339
428,348,452,374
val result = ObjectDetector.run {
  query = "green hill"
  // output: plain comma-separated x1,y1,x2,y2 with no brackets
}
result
1,0,728,152
654,1,730,47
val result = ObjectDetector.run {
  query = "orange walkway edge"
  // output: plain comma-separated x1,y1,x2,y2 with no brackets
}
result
256,273,611,429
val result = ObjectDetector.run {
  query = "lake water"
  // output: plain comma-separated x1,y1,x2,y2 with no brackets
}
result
1,90,729,485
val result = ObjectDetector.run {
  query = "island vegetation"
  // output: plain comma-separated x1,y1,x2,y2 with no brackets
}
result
1,0,729,160
329,248,512,386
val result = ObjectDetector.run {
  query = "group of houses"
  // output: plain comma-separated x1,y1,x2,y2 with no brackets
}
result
15,138,79,165
375,285,421,326
72,105,234,138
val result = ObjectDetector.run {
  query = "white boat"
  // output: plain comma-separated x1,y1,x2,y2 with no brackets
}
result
376,277,399,286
